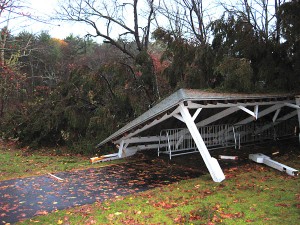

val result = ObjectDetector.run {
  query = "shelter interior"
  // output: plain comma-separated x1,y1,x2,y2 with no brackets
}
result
97,89,300,182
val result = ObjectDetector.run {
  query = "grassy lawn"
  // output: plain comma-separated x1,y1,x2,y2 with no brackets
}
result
17,153,299,225
0,140,128,181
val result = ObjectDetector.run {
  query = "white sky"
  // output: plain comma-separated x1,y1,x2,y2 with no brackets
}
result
7,0,90,39
5,0,249,41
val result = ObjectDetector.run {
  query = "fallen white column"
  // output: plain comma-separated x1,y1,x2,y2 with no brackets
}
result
249,153,298,176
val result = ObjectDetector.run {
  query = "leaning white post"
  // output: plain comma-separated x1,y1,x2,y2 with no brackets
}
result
295,96,300,143
118,140,125,158
179,103,225,182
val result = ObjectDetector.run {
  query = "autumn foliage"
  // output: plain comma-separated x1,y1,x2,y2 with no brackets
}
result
0,1,299,153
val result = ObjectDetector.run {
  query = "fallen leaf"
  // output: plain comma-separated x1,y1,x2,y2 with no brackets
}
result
57,219,63,224
220,213,234,219
107,214,114,221
275,203,290,207
174,215,185,223
34,210,48,216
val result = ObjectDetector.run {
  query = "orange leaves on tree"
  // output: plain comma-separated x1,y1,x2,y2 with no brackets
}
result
51,38,68,48
149,52,169,75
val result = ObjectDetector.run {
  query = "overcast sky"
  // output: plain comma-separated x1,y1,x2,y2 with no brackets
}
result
8,0,89,39
7,0,224,40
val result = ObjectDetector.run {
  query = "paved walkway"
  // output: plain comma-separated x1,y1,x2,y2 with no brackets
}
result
0,160,200,224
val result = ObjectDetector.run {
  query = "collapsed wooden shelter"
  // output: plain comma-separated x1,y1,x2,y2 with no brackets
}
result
97,89,300,182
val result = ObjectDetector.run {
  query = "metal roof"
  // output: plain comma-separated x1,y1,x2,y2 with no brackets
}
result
97,89,294,147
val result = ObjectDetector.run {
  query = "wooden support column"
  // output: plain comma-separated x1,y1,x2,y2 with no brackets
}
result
295,96,300,143
179,103,225,182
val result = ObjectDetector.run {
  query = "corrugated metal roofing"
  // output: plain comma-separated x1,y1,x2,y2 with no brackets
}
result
97,89,294,147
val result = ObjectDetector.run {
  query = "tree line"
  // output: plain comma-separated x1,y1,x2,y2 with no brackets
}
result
0,0,299,154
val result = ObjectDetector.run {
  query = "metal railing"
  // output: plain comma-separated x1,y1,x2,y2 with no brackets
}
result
158,124,235,159
158,120,296,159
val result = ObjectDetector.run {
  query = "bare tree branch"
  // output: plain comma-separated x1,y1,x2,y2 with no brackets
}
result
56,0,156,57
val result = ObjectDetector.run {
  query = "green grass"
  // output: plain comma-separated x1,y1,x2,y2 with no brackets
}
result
18,153,300,225
0,141,128,181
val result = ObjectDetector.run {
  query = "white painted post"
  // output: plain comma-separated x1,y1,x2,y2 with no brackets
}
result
179,103,225,182
118,140,125,158
295,96,300,143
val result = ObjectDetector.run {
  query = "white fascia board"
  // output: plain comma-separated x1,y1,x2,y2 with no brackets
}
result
187,101,203,108
188,100,294,109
